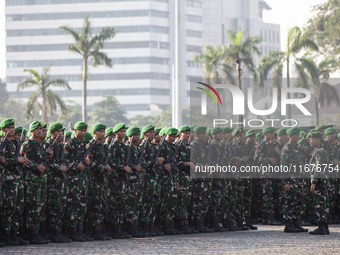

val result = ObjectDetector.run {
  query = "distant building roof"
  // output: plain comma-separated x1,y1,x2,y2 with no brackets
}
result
259,0,272,10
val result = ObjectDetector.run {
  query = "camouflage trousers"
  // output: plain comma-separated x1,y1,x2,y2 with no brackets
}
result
14,179,25,233
25,180,46,231
125,176,143,224
236,179,252,220
176,173,192,220
327,179,338,214
191,178,210,222
140,174,160,224
282,179,305,221
106,174,129,225
208,179,223,221
261,179,274,216
85,181,106,228
66,174,88,228
251,179,263,219
221,179,237,219
46,177,67,232
313,179,330,224
159,174,177,223
1,175,21,232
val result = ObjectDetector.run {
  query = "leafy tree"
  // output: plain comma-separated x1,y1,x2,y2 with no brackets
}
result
91,95,127,127
57,100,83,128
0,79,9,114
17,66,71,123
130,115,157,127
60,16,116,122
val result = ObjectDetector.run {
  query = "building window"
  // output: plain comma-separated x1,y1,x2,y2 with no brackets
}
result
186,0,202,8
277,32,280,42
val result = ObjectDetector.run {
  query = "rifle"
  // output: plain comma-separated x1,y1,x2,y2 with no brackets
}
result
134,137,149,170
0,132,9,152
38,135,59,177
57,134,67,179
150,135,166,177
112,139,130,182
100,139,115,182
14,130,24,176
163,137,184,177
219,138,230,165
75,137,98,176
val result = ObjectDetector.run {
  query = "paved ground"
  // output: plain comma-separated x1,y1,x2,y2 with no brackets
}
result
2,225,340,255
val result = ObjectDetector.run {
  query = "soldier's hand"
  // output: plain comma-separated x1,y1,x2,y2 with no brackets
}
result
269,158,277,165
0,156,5,164
18,157,28,164
310,183,316,193
77,162,86,171
124,165,131,173
284,183,290,191
177,182,180,190
46,148,54,158
84,158,91,165
187,162,195,171
134,164,142,172
107,188,110,196
242,156,250,162
164,163,171,172
60,165,67,172
156,157,164,165
37,164,46,173
104,165,112,173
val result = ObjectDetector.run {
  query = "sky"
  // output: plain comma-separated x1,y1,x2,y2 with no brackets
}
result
0,0,329,80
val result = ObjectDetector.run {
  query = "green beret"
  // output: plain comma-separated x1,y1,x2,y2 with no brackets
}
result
287,127,301,135
232,127,244,137
263,126,275,134
222,127,233,133
49,122,63,134
46,131,51,139
309,130,322,139
29,120,42,132
92,123,107,132
105,127,113,137
83,132,93,142
126,126,140,137
300,131,307,139
324,127,335,135
276,128,287,135
193,126,207,134
246,129,256,137
189,125,197,132
159,128,168,137
41,122,47,129
179,125,190,133
154,128,161,136
0,131,3,137
14,126,23,135
142,125,154,134
165,127,178,136
256,132,264,140
27,132,32,138
65,131,73,138
314,124,324,131
74,121,88,130
0,118,15,128
206,128,211,136
113,123,126,133
211,127,222,135
337,133,340,139
273,131,278,136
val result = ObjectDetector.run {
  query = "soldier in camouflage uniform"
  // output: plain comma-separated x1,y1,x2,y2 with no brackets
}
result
20,121,50,244
64,121,93,242
309,130,330,235
255,127,282,225
44,123,70,243
106,123,131,239
281,127,308,233
85,123,112,240
0,119,29,246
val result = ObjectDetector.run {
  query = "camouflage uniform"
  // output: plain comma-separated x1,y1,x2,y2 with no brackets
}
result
20,138,47,233
64,137,89,230
45,139,68,236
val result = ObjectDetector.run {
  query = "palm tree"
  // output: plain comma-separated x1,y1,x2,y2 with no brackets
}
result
17,66,71,122
60,16,116,122
258,26,318,118
295,56,339,125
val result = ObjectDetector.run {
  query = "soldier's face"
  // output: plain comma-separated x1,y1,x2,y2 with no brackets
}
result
278,134,288,142
236,133,245,143
289,134,299,143
32,126,42,138
52,129,64,142
180,131,190,142
247,135,255,144
195,133,205,142
116,129,126,140
223,133,231,141
264,132,273,140
144,130,154,140
132,133,140,143
309,137,321,147
167,134,176,143
214,132,222,141
94,129,105,140
2,125,15,136
75,128,87,139
154,134,160,143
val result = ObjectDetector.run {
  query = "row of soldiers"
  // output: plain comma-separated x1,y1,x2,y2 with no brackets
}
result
0,119,337,247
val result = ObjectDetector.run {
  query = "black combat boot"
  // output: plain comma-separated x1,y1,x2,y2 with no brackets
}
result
111,224,126,239
293,219,308,232
171,221,182,235
128,222,146,238
78,226,94,241
186,220,198,234
70,226,86,242
267,214,283,225
11,231,29,245
222,219,229,231
0,241,4,247
179,219,192,234
309,221,328,235
227,218,242,231
3,230,19,246
236,218,250,230
194,220,210,233
92,226,108,241
150,222,163,236
284,220,300,233
145,222,157,236
40,221,51,241
29,229,47,245
163,220,179,235
325,223,330,235
209,216,225,232
245,217,258,230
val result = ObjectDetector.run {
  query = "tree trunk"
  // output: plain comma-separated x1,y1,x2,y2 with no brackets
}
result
286,57,291,120
82,57,88,122
42,90,48,123
314,96,319,125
